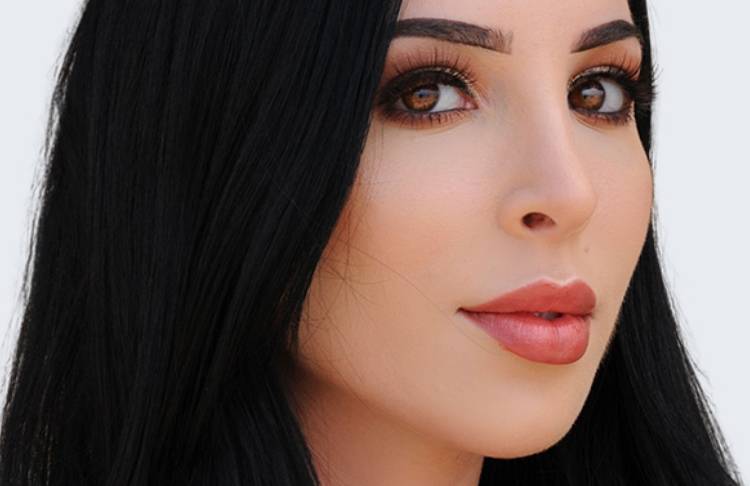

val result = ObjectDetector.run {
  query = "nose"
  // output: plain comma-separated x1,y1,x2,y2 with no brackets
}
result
498,112,598,243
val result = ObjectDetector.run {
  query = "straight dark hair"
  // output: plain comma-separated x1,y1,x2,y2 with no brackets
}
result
0,0,744,484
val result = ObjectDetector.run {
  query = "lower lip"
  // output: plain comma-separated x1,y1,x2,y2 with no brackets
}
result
459,310,591,365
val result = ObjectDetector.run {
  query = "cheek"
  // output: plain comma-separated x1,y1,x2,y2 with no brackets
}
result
295,127,478,387
590,134,653,245
584,140,653,345
344,130,483,276
343,122,504,297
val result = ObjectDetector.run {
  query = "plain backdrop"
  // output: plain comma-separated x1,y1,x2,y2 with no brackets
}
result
1,0,748,478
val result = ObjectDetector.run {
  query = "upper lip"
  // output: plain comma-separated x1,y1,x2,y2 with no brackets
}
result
459,277,596,316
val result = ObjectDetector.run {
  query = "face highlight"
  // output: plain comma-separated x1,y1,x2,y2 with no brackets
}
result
284,0,653,483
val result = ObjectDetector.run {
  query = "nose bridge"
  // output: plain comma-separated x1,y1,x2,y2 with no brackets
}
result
499,89,598,242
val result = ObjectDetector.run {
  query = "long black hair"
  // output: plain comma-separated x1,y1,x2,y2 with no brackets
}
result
0,0,743,484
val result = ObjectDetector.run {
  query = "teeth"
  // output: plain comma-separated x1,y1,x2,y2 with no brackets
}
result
534,311,562,320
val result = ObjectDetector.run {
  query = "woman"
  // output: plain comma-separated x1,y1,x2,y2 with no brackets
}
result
0,0,743,484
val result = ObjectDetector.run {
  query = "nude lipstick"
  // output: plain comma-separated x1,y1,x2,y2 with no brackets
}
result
458,278,596,365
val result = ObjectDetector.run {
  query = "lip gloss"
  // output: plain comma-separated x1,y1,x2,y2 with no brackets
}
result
459,310,591,364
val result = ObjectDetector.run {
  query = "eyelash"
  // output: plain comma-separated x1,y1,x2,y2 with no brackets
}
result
376,48,480,129
375,47,655,129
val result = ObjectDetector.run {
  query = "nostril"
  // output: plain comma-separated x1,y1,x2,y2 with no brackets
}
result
523,212,554,229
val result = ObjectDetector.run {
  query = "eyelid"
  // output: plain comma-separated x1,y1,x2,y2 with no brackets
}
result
375,66,477,108
376,46,482,106
569,54,642,89
570,65,628,88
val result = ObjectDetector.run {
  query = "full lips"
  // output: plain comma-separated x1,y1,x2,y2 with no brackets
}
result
460,310,591,364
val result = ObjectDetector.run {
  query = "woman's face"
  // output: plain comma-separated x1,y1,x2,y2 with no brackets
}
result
287,0,652,468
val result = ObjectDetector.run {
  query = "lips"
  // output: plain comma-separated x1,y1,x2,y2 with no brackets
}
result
458,278,597,364
459,278,596,317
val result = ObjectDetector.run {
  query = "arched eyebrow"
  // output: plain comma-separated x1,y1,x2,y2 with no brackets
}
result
572,19,644,52
393,17,511,53
392,18,644,54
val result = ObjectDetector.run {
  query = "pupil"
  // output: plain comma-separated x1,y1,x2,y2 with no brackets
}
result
403,83,439,111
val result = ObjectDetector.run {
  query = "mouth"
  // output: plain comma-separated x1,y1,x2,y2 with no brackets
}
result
458,277,597,364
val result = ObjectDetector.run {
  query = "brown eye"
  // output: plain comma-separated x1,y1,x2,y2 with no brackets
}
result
570,79,605,110
375,62,480,129
569,75,631,114
402,84,440,111
392,80,472,114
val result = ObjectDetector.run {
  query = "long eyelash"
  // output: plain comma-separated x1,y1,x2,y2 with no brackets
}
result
375,46,478,128
569,52,655,126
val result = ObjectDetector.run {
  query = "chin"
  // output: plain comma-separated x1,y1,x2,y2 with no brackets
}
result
499,424,572,459
451,402,582,460
479,424,574,459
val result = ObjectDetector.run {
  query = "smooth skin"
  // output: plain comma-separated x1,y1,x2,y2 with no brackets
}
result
282,0,653,484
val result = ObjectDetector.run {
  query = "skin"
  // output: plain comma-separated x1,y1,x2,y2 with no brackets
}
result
282,0,653,484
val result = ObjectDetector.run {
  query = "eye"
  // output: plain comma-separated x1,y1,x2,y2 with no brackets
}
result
568,66,638,126
392,80,473,113
376,67,478,129
570,78,626,113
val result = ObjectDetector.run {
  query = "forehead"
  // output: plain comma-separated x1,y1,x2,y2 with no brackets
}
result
398,0,634,53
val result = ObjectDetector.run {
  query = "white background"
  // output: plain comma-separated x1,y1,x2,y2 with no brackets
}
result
1,0,748,478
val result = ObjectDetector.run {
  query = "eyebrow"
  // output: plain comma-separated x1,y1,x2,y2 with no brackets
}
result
392,18,643,54
394,18,511,53
572,19,644,52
